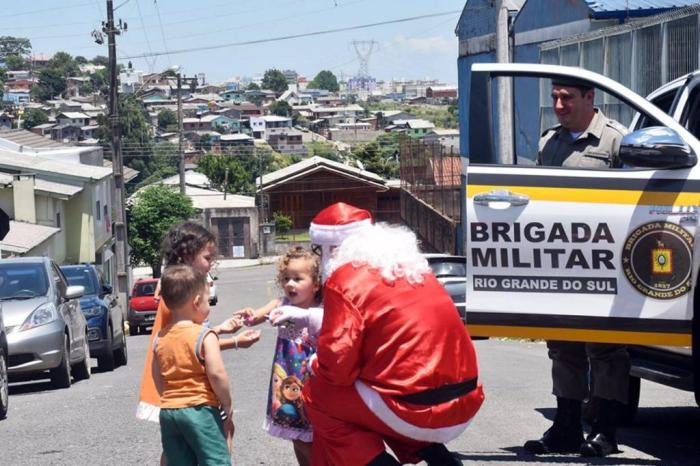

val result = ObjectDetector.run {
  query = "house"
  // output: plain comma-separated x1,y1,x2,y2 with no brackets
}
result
65,77,91,98
387,119,435,138
56,112,90,127
0,129,104,166
30,122,57,136
218,102,263,120
268,129,306,155
258,155,398,229
426,86,458,100
50,124,82,142
249,116,293,140
131,171,260,258
423,129,460,153
219,89,246,103
0,151,116,283
219,133,254,149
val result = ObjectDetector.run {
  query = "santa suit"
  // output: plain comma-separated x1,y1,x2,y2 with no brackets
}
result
303,262,484,465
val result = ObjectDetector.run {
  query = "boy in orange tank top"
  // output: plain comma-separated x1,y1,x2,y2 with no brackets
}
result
152,265,233,466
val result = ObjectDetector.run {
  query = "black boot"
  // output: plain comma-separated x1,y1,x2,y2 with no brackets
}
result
580,398,621,457
417,443,461,466
366,452,400,466
523,397,584,454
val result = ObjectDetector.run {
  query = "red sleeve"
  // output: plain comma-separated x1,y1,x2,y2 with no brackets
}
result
313,284,364,386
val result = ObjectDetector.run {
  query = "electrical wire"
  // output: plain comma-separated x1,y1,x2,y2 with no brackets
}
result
134,0,157,72
0,1,95,18
120,10,462,60
152,0,172,68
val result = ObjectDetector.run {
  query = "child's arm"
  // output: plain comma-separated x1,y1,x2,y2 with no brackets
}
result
202,332,233,418
235,298,282,326
212,314,244,335
219,329,261,351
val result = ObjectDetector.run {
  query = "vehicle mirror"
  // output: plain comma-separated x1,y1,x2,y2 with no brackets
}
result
65,285,85,300
619,126,697,169
102,283,113,295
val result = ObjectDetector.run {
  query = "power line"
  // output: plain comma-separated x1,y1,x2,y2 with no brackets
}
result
152,0,172,68
0,1,95,18
120,10,462,60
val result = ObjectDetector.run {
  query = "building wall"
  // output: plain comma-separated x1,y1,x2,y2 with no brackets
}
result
35,196,67,263
198,207,259,258
65,189,95,263
92,178,112,252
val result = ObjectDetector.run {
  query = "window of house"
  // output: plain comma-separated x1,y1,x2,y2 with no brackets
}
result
96,200,101,220
56,212,61,228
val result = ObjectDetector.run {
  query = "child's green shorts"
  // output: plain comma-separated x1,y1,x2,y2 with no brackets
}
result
160,405,231,466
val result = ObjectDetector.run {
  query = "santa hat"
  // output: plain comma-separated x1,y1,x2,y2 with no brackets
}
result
309,202,373,246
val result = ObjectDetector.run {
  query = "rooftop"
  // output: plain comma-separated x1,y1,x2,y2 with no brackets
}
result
0,221,60,254
0,149,112,181
259,155,386,190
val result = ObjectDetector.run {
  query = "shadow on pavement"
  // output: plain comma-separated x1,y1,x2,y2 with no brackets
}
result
454,449,662,464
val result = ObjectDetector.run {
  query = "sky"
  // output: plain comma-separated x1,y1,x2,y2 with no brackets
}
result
3,0,466,85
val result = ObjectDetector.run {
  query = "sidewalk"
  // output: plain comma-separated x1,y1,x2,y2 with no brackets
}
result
131,255,281,281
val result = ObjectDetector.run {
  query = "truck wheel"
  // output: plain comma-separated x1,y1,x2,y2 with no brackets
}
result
50,337,72,389
97,326,116,372
0,348,8,419
72,337,91,381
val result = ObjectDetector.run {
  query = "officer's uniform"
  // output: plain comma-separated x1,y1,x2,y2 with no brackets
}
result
538,109,630,405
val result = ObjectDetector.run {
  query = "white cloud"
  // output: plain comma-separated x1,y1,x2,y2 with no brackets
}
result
390,34,455,54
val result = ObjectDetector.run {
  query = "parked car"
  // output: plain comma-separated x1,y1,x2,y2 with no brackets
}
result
128,278,159,335
61,264,127,372
424,254,467,321
0,303,8,419
1,257,90,388
208,272,218,306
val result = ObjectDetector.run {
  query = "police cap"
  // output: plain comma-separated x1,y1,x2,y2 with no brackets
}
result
551,76,593,92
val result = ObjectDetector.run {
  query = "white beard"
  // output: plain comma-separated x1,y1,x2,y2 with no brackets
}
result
322,223,431,285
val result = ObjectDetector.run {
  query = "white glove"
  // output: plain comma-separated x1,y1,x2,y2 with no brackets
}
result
270,305,324,343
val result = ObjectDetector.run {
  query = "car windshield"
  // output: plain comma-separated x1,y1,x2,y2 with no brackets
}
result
429,260,466,277
134,282,156,297
62,268,96,295
0,263,49,299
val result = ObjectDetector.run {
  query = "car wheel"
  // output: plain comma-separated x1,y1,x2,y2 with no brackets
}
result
0,348,8,420
72,336,91,381
49,336,72,389
114,323,128,368
98,326,116,372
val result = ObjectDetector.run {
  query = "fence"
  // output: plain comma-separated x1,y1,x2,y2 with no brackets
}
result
539,7,700,131
399,135,461,253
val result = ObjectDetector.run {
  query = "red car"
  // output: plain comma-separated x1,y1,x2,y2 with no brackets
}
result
128,278,159,335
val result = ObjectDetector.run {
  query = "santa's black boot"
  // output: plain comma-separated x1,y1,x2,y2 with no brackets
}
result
523,397,584,454
580,398,621,457
366,452,400,466
417,443,461,465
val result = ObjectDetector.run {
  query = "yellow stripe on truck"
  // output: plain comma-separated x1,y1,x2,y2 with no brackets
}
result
467,324,692,346
467,185,700,206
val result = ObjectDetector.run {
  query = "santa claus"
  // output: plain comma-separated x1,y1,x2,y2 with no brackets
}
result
272,203,484,465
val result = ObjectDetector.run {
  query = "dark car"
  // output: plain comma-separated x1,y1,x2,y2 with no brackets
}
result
424,254,467,322
128,278,159,335
61,265,127,372
1,304,8,419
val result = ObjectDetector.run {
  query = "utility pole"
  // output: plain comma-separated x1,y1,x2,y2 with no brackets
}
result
104,0,129,311
495,0,514,164
223,167,229,200
177,73,185,194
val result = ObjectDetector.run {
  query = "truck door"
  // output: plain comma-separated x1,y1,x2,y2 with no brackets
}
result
464,64,700,346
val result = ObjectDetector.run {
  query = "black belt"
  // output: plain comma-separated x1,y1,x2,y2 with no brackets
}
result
396,377,478,406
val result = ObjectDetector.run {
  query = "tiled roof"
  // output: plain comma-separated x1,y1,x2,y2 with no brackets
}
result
585,0,699,12
259,155,386,189
0,129,66,148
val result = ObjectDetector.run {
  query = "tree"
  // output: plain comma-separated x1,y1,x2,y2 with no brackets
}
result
273,212,293,237
127,184,195,277
47,52,79,78
269,100,292,117
350,132,400,179
157,109,178,131
91,55,109,67
34,67,66,101
261,69,288,96
309,70,339,92
196,153,255,194
4,54,27,71
247,94,263,107
246,82,260,91
22,108,49,129
75,56,88,65
0,36,31,63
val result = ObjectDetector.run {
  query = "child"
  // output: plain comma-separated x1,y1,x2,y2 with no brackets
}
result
138,221,261,424
238,247,322,466
152,265,233,466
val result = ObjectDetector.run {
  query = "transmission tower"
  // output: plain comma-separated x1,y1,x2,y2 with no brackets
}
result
352,40,378,78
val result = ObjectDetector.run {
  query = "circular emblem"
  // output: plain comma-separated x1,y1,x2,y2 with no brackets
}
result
621,221,693,300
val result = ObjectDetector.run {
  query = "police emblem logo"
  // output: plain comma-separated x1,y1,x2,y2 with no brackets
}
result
622,222,693,300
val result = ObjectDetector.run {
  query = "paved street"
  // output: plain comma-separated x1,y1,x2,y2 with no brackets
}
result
1,264,699,465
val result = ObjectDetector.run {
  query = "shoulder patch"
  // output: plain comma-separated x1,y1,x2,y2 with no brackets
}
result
605,119,627,135
541,124,561,138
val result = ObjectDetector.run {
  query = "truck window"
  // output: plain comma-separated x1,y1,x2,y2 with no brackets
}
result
682,88,700,139
636,89,676,129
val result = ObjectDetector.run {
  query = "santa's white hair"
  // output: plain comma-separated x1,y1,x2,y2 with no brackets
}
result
323,222,431,284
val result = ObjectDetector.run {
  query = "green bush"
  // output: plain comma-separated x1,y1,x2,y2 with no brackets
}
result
273,212,293,237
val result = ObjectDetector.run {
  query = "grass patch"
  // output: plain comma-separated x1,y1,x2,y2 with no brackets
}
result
277,231,310,241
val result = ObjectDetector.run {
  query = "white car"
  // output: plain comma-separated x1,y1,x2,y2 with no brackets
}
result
208,273,218,306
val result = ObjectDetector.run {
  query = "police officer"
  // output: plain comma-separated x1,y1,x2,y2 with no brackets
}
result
524,77,630,457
